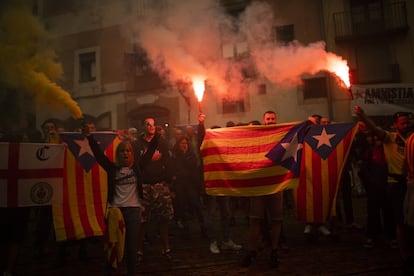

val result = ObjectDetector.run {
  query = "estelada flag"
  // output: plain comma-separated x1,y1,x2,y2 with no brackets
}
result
295,122,358,223
200,122,301,196
53,132,119,241
0,142,64,207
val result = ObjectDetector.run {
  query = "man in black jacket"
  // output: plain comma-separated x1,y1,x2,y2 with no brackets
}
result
133,117,174,262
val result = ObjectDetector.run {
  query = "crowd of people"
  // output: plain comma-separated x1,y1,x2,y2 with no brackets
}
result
1,106,414,275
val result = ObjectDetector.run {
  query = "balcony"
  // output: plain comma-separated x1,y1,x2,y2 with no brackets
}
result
333,1,409,43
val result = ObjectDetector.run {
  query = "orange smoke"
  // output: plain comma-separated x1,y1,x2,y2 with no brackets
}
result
0,4,82,119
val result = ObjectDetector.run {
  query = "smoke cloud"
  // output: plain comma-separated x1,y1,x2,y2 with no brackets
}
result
123,0,349,100
0,2,82,119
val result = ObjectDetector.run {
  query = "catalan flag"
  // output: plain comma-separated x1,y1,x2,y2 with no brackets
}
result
53,132,119,241
200,122,301,196
104,207,125,269
295,123,358,223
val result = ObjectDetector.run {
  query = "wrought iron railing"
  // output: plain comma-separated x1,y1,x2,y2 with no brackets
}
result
333,1,408,42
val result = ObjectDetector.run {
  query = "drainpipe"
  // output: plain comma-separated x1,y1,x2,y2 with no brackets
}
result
319,0,334,120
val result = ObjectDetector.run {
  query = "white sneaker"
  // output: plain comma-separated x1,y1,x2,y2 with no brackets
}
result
304,224,313,234
318,225,331,236
221,239,242,250
176,220,184,229
210,241,220,254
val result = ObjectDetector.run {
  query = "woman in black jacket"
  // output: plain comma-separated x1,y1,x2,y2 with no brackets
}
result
84,128,158,276
171,136,206,233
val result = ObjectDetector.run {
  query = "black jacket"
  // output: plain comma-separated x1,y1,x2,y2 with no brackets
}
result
133,135,172,184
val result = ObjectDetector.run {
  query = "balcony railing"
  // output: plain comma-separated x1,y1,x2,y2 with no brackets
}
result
333,1,409,43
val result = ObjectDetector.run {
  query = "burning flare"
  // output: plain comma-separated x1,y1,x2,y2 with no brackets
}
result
326,55,351,88
192,76,206,102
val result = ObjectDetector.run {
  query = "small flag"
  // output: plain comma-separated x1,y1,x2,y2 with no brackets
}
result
104,207,126,269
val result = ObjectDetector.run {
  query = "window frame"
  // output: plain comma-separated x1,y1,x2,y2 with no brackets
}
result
74,47,100,89
302,76,328,100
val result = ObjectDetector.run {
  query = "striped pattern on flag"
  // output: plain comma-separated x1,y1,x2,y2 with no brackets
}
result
53,136,120,241
295,123,358,223
200,122,300,196
104,207,125,268
406,133,414,182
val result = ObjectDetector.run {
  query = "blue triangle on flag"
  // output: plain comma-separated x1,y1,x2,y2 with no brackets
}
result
266,121,311,175
59,132,117,172
304,123,355,160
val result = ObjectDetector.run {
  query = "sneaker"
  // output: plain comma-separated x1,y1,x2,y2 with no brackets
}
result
241,250,256,267
318,225,331,236
363,239,375,249
269,249,279,268
222,239,242,250
162,249,173,261
137,251,144,263
390,239,399,249
209,241,220,254
176,220,184,229
304,224,313,234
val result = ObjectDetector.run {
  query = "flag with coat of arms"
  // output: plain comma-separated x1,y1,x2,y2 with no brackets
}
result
0,142,64,207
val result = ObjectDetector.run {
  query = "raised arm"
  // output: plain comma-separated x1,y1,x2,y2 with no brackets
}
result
197,113,206,148
82,125,113,171
353,105,385,139
138,133,160,168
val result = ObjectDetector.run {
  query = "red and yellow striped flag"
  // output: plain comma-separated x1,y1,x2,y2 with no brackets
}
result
200,123,300,196
53,132,120,241
295,123,358,223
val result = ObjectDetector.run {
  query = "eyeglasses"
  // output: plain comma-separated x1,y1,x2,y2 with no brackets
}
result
145,122,155,127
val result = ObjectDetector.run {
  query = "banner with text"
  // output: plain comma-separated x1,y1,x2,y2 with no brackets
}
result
351,83,414,116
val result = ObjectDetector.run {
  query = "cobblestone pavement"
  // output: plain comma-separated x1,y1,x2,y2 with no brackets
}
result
11,197,403,275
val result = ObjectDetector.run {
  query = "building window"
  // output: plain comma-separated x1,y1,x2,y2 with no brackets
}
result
356,43,397,83
222,99,245,114
79,52,96,83
302,77,327,99
222,41,248,59
258,83,266,95
275,24,294,44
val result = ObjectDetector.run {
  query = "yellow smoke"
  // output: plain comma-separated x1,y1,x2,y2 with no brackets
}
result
0,3,82,119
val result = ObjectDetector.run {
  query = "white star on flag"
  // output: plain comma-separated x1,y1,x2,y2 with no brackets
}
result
74,138,95,157
312,128,336,148
280,132,303,162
